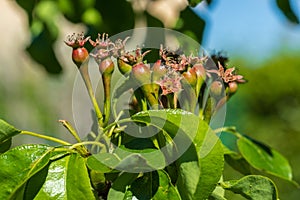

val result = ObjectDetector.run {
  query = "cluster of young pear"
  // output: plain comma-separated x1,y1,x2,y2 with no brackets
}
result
65,33,245,125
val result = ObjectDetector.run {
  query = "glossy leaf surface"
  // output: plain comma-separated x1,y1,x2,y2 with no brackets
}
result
238,136,293,181
35,153,95,199
0,144,52,199
0,119,21,143
221,175,278,200
176,130,224,200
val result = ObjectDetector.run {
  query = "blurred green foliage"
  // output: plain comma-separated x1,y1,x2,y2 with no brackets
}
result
15,0,299,74
224,53,300,199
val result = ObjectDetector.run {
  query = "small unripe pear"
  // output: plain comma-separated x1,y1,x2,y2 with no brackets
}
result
72,47,89,68
210,81,223,97
117,58,132,75
152,60,167,81
182,68,197,88
99,58,114,75
193,63,206,80
228,81,238,94
131,62,151,84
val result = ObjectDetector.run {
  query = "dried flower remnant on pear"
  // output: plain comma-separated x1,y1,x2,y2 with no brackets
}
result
65,33,90,67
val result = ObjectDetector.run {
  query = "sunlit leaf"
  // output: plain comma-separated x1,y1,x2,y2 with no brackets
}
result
0,119,21,143
221,175,278,200
0,144,52,199
209,186,226,200
194,139,224,199
86,155,113,173
92,146,166,172
238,136,293,182
152,170,181,199
35,153,95,199
133,109,226,200
117,145,165,169
176,129,224,200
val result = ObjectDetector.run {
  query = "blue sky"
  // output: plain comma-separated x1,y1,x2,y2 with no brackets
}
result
195,0,300,62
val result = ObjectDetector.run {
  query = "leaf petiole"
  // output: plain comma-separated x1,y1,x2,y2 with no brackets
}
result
21,131,71,146
59,120,82,142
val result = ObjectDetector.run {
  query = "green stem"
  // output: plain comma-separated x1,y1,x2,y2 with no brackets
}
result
102,74,112,127
107,110,124,138
70,141,106,150
21,131,71,146
102,117,133,133
198,108,204,120
142,84,159,109
91,127,106,153
59,120,81,142
79,62,104,127
213,126,240,137
166,93,179,109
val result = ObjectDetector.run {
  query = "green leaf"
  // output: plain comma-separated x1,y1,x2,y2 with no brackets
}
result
35,153,95,199
94,109,202,172
237,136,293,182
0,144,52,199
176,160,199,199
176,137,224,200
132,109,224,199
130,172,158,199
221,175,278,200
92,146,166,172
276,0,299,24
152,170,181,199
89,170,107,192
194,139,224,199
0,138,11,154
0,119,21,143
24,161,51,200
131,109,200,159
224,154,252,175
208,186,226,200
188,0,203,7
107,173,139,200
177,122,224,199
130,170,181,200
86,155,113,173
